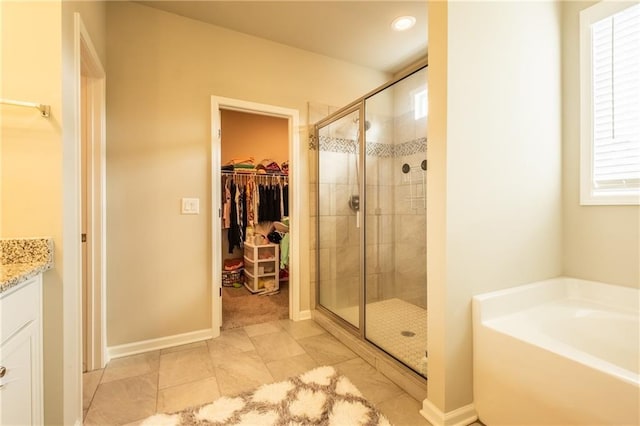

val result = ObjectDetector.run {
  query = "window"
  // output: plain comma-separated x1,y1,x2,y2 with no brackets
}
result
580,2,640,205
414,88,427,120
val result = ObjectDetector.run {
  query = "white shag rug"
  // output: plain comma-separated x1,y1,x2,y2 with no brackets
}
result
140,366,392,426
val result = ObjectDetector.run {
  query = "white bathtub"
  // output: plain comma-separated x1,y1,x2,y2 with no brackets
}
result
472,277,639,425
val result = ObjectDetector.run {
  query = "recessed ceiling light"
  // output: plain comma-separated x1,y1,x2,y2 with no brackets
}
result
391,16,416,32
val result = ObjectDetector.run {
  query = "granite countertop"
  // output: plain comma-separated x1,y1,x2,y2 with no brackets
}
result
0,237,54,294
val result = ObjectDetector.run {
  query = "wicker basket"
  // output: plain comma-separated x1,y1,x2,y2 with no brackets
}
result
222,269,244,287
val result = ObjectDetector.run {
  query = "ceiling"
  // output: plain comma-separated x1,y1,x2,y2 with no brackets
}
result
135,1,428,74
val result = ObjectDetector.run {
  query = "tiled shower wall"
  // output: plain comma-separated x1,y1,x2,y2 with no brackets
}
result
391,70,427,309
363,114,396,305
365,156,396,304
391,151,426,308
318,139,361,313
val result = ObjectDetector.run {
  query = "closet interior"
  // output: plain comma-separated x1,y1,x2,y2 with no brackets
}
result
219,109,290,330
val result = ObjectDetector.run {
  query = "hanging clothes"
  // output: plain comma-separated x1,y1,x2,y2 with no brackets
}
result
224,173,288,233
257,184,264,223
252,180,260,226
280,232,290,269
246,180,255,226
222,177,231,229
256,183,282,222
228,181,241,253
240,184,248,245
274,183,282,222
283,184,289,217
236,183,244,246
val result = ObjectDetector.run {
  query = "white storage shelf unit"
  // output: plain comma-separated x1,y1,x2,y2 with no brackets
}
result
243,242,279,293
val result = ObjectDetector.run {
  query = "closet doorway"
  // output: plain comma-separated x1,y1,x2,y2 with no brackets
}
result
211,97,301,337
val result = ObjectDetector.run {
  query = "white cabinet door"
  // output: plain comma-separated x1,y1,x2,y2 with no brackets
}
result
0,321,38,425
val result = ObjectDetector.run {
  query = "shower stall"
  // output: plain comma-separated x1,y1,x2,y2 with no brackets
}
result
314,65,427,377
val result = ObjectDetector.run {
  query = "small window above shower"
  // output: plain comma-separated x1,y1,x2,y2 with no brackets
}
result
413,89,427,120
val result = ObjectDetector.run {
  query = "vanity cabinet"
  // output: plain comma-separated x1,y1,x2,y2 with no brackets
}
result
0,275,43,425
243,242,279,293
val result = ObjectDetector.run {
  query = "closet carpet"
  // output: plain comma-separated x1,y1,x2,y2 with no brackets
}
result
222,281,289,330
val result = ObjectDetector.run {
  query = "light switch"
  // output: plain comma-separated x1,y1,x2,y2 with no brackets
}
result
181,198,200,215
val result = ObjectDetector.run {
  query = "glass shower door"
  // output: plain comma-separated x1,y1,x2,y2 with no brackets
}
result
316,108,362,328
364,67,428,377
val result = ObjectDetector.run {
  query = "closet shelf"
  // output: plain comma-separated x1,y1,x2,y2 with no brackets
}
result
222,170,288,176
221,170,289,183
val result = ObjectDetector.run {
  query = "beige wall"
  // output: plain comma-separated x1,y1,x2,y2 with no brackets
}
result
425,0,448,412
221,109,289,166
105,1,388,346
562,1,640,289
1,2,62,238
1,2,64,421
427,0,563,413
1,1,106,424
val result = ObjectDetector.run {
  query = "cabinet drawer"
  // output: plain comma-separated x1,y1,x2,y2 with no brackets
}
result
243,242,277,261
256,246,276,261
0,277,39,345
244,257,276,276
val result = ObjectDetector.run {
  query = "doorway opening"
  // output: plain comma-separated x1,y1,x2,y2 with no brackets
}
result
211,97,301,337
219,110,290,329
77,14,107,373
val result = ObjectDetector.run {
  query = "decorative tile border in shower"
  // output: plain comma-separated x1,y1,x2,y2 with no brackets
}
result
316,135,358,154
367,141,395,158
395,137,427,157
309,135,426,158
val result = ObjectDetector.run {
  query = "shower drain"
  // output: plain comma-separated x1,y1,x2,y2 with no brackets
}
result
401,330,416,337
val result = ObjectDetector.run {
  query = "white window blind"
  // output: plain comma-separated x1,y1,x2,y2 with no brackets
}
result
590,3,640,195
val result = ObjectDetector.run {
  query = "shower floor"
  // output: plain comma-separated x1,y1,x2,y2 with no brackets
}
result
367,298,427,376
332,298,427,376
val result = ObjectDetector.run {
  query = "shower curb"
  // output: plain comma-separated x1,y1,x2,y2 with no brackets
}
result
311,309,428,402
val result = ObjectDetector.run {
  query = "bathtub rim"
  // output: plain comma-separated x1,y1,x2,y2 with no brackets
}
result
473,276,639,322
472,276,640,387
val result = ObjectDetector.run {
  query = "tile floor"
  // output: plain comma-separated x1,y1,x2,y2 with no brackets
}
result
83,319,432,426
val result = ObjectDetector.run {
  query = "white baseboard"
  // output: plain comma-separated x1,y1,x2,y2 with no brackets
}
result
420,399,478,426
297,310,312,320
107,328,214,361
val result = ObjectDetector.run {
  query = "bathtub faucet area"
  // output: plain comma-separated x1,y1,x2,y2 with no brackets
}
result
472,277,639,425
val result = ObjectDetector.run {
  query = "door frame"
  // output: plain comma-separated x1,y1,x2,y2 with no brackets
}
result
76,14,107,371
210,96,301,336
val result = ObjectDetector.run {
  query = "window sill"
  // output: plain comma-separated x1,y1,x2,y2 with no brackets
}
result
580,192,640,206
